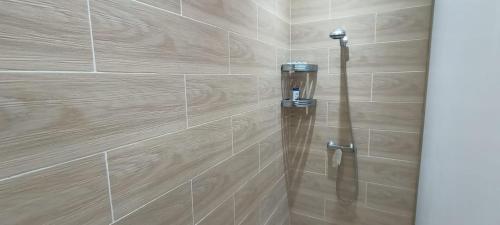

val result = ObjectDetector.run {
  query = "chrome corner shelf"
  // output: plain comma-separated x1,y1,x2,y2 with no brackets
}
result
281,99,316,108
281,63,318,72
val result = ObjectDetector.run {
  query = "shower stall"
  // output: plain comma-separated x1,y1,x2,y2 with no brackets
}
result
0,0,433,225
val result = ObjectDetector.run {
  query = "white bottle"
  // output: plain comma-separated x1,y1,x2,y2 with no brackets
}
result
292,87,300,101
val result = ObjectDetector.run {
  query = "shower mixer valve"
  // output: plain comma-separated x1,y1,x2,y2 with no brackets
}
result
327,140,354,167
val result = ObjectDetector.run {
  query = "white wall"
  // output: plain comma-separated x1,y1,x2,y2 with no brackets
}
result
416,0,500,225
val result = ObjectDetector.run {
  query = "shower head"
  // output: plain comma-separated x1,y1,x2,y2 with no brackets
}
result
330,28,349,47
329,28,346,39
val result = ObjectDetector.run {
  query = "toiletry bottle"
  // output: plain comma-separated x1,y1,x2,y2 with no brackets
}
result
292,87,300,101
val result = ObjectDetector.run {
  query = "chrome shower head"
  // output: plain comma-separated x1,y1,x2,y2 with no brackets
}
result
329,28,346,39
330,28,348,47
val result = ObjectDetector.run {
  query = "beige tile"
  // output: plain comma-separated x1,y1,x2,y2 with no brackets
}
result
331,0,432,18
239,208,259,225
259,130,284,168
261,178,288,223
291,0,330,24
291,48,328,73
0,73,186,178
286,125,369,155
192,144,259,222
108,118,232,218
259,8,290,49
377,6,433,42
186,75,258,126
276,0,291,22
230,34,276,75
358,156,419,189
277,48,291,72
324,199,413,225
259,74,282,106
183,0,258,38
262,196,290,225
288,190,324,218
254,0,275,12
370,130,421,162
0,0,92,71
366,183,416,216
330,40,429,73
0,155,110,225
113,182,192,225
328,102,424,132
316,74,372,101
291,212,333,225
91,0,228,74
373,72,426,102
198,196,235,225
287,146,326,174
292,14,375,49
235,155,284,224
139,0,180,13
232,105,280,154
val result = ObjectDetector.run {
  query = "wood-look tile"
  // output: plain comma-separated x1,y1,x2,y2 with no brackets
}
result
324,199,413,225
328,102,424,132
113,182,192,225
230,34,276,75
331,0,432,18
263,196,290,225
235,154,284,224
291,48,328,73
358,156,419,189
259,8,290,49
108,118,232,218
91,0,228,74
291,212,333,225
260,177,288,224
292,14,375,49
0,155,110,225
373,72,426,102
291,0,330,24
277,48,291,73
376,6,433,42
182,0,258,38
259,130,283,168
186,75,258,126
0,0,92,71
254,0,275,12
282,99,328,126
288,190,324,218
286,125,369,155
138,0,181,13
316,74,372,101
329,40,429,73
370,130,420,162
366,183,416,216
239,208,259,225
259,74,282,106
276,0,291,22
192,144,259,223
198,196,235,225
232,105,280,154
287,146,326,174
0,73,186,178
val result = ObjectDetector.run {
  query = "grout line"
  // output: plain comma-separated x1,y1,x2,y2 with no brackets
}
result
365,181,417,191
364,182,369,205
329,0,332,19
257,6,260,41
367,129,371,156
228,32,232,74
0,152,102,182
194,194,234,225
290,38,428,51
374,13,378,43
258,143,262,170
190,180,195,225
184,75,189,128
104,152,115,222
113,181,189,223
180,0,183,15
230,117,235,155
370,72,374,102
86,0,97,72
233,195,236,225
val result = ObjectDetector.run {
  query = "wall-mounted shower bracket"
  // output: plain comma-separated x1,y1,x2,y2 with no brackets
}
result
281,99,316,108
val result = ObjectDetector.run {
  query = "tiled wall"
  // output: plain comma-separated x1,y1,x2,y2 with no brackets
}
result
0,0,291,225
288,0,432,224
